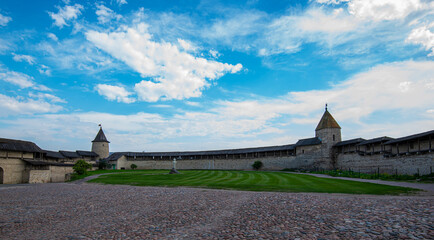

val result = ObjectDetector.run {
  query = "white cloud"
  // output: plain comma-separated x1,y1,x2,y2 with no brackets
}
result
185,101,201,107
209,50,220,58
218,60,434,123
298,8,359,33
0,13,12,26
190,1,432,59
38,65,52,76
347,0,425,21
85,23,242,102
0,94,62,117
0,67,52,91
316,0,349,4
263,7,360,55
406,25,434,56
203,11,266,42
28,92,66,103
12,53,36,65
117,0,127,6
95,84,136,103
47,33,58,41
39,38,116,73
96,4,121,24
177,39,196,52
32,84,52,92
48,4,83,28
0,68,35,88
101,60,434,140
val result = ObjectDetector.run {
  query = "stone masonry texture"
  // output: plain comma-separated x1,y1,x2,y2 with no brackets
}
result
0,183,432,239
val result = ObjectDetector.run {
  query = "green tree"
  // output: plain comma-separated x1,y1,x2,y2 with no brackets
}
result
73,160,92,175
98,160,108,170
252,161,263,170
130,164,138,170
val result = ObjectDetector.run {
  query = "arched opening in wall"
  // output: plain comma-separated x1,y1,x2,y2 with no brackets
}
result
0,167,4,184
333,135,335,141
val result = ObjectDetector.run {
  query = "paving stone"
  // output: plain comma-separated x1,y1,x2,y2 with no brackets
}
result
0,183,432,239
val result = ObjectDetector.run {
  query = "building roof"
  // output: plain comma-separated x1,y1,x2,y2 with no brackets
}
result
315,110,341,131
357,136,394,146
76,150,99,157
295,137,322,147
106,152,127,161
385,130,434,145
106,144,296,161
334,138,365,147
23,159,74,167
59,150,81,158
0,138,44,153
44,150,65,159
92,128,109,143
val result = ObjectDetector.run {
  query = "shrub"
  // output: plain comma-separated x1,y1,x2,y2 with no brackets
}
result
73,159,92,175
98,160,108,170
252,161,263,170
131,164,138,170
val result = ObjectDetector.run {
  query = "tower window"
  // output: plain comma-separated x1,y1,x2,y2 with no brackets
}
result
333,135,335,141
302,150,305,154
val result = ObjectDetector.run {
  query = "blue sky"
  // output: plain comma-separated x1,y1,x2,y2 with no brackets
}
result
0,0,433,152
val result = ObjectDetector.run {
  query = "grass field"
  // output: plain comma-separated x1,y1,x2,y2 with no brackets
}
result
87,170,418,195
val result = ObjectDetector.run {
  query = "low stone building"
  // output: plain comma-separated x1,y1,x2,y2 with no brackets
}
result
0,138,74,184
0,128,105,184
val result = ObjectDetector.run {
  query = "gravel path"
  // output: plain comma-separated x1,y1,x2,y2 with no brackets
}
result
0,183,432,239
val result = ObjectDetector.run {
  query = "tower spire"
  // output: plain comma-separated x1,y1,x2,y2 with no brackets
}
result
315,106,340,131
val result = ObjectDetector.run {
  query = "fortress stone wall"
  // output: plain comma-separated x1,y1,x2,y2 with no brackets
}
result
113,150,433,175
115,155,298,171
336,152,433,175
1,108,433,184
108,108,433,175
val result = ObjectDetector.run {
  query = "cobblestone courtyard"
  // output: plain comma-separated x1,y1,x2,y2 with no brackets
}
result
0,183,433,239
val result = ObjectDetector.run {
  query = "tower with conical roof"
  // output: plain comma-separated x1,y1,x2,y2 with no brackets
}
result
91,125,110,159
315,104,341,146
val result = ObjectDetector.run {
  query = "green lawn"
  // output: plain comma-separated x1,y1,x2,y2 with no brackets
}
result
87,170,418,195
69,169,169,181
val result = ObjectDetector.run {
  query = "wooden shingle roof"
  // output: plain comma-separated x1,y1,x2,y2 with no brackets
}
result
59,151,80,158
92,128,109,143
334,138,365,147
315,110,341,131
76,150,99,157
357,137,394,146
44,150,65,159
106,144,296,161
295,137,322,147
23,160,74,167
0,138,44,153
385,130,434,145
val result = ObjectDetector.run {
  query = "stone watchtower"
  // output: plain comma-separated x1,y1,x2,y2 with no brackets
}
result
92,126,110,160
315,105,341,168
